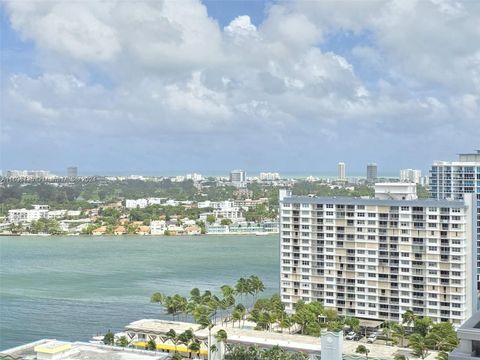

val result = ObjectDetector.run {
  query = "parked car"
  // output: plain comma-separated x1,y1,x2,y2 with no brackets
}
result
367,333,377,343
345,332,356,340
353,334,363,341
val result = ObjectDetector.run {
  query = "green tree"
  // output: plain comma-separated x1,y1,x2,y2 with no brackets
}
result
402,310,417,327
220,218,232,226
103,330,114,345
413,317,433,337
426,322,459,352
207,214,216,224
394,355,408,360
116,335,129,347
344,317,360,333
355,345,370,360
392,323,408,347
409,334,430,359
166,329,179,353
147,339,156,351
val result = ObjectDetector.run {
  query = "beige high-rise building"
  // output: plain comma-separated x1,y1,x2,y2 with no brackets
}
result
338,162,346,181
279,188,477,326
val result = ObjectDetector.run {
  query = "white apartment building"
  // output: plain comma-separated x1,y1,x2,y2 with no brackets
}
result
8,205,50,224
259,172,280,181
150,220,166,235
6,170,50,178
125,199,148,209
400,169,422,184
430,150,480,285
279,189,477,326
230,169,246,187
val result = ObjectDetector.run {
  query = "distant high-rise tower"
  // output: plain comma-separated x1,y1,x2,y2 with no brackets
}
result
400,169,422,183
430,150,480,286
67,166,78,177
337,162,346,181
230,169,246,187
367,163,377,183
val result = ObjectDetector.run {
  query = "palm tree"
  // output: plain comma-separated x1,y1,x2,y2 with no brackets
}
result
279,314,293,334
409,334,429,359
355,345,370,360
235,277,248,305
166,329,179,354
188,339,201,358
198,315,214,360
402,310,417,327
215,329,228,357
248,275,265,303
383,321,394,346
232,309,242,328
392,323,407,347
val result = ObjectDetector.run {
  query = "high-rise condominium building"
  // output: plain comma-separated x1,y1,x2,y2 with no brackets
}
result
279,188,477,325
230,169,246,187
430,150,480,286
67,166,78,177
367,163,378,183
338,162,346,181
400,169,422,184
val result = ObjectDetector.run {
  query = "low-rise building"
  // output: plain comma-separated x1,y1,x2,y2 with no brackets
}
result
8,205,49,224
206,224,230,234
1,339,169,360
125,199,148,209
92,226,107,235
150,220,166,235
449,311,480,359
114,226,126,235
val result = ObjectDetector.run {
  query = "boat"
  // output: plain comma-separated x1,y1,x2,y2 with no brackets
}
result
89,335,104,344
254,232,270,236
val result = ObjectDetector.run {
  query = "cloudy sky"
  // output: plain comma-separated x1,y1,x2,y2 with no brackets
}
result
1,0,479,176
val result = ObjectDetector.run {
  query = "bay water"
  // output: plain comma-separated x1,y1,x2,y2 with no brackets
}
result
0,235,279,349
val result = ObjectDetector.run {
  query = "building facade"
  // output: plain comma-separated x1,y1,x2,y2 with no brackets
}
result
8,205,49,224
338,162,346,181
279,190,476,326
230,169,246,187
367,164,378,183
448,311,480,359
430,150,480,285
400,169,422,184
67,166,78,177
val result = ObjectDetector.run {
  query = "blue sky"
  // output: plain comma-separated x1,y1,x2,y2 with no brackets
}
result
1,0,479,176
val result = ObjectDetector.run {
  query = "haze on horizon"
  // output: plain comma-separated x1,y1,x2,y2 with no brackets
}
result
1,0,479,175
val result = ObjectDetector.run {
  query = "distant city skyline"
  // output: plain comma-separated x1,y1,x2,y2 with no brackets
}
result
1,1,479,172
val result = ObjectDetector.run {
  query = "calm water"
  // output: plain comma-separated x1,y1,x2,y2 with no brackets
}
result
0,235,279,350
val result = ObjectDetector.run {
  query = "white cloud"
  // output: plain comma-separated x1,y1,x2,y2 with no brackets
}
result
2,0,479,170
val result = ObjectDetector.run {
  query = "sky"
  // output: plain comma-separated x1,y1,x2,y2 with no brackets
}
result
1,0,479,176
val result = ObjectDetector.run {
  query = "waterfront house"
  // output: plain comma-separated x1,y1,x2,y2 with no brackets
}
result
136,225,150,235
92,226,106,235
185,225,201,235
114,225,126,235
150,220,166,235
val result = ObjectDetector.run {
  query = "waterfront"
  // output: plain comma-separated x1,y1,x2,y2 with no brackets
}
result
0,234,279,350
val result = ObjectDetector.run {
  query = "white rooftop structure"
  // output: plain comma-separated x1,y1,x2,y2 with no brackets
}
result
1,339,168,360
374,182,418,200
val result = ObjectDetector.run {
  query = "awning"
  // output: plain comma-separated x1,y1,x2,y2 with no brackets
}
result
358,319,383,328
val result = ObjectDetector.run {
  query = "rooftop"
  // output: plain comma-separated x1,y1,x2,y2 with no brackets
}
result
281,195,466,208
1,340,168,360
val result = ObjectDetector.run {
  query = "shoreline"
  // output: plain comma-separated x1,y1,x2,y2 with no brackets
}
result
0,232,279,237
